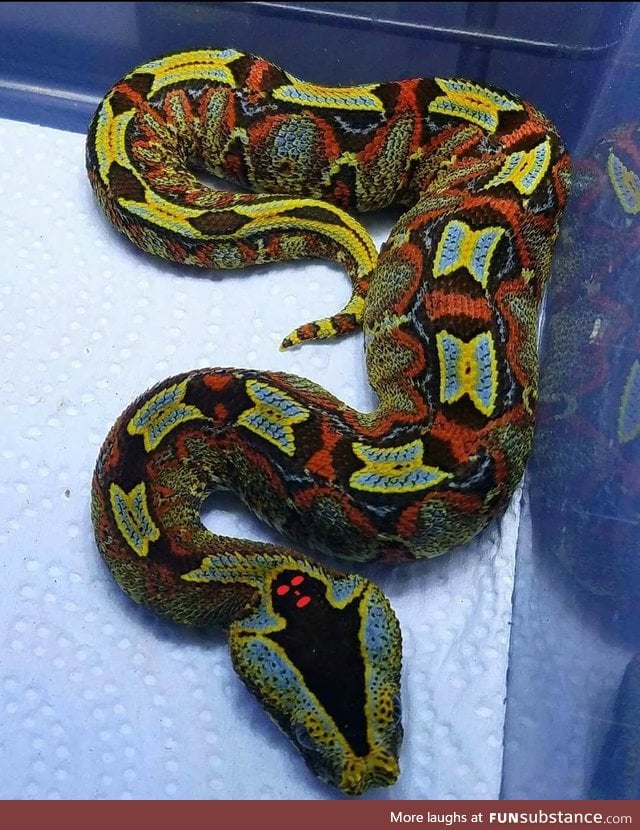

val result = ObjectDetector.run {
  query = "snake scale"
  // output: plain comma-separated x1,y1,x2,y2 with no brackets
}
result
86,48,570,795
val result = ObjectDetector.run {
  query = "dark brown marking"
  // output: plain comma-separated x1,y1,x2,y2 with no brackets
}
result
108,163,147,202
189,211,250,234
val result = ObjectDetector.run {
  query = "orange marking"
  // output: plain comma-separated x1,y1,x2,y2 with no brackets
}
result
332,180,353,207
245,58,275,92
203,373,234,392
424,290,493,323
305,422,341,480
429,412,483,464
213,404,228,423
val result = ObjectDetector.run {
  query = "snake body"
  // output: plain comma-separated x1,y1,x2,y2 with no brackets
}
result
87,49,570,795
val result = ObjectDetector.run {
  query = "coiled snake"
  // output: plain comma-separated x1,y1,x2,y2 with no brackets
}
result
87,49,570,795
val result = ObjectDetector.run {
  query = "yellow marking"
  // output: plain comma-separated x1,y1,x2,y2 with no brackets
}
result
121,188,208,238
94,107,137,184
131,49,243,97
109,482,160,557
429,78,522,133
436,330,498,416
366,313,412,336
237,380,310,456
433,219,505,287
350,440,450,493
343,294,366,318
127,379,207,452
315,319,339,338
234,197,377,257
274,77,384,112
181,553,281,588
235,211,377,275
484,139,552,195
329,151,358,178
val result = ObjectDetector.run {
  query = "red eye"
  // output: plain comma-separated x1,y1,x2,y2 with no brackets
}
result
296,596,311,609
291,575,304,586
276,585,290,596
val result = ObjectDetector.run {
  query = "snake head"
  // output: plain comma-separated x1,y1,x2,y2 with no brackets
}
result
227,562,403,796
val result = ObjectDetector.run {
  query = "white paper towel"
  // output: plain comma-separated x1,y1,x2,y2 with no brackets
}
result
0,116,519,800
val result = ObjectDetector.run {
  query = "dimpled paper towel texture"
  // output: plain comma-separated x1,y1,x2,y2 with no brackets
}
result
0,116,518,800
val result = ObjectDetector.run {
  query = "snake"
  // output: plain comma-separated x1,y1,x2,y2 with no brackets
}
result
86,48,571,796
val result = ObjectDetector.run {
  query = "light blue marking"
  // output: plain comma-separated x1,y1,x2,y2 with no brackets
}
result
330,575,363,605
252,385,306,419
113,493,142,549
437,98,494,127
277,86,378,108
352,468,444,491
521,144,547,191
440,334,462,401
273,120,314,159
474,333,494,410
245,412,288,448
241,639,298,694
357,444,420,464
470,229,500,283
438,221,465,271
364,602,392,660
214,48,242,59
